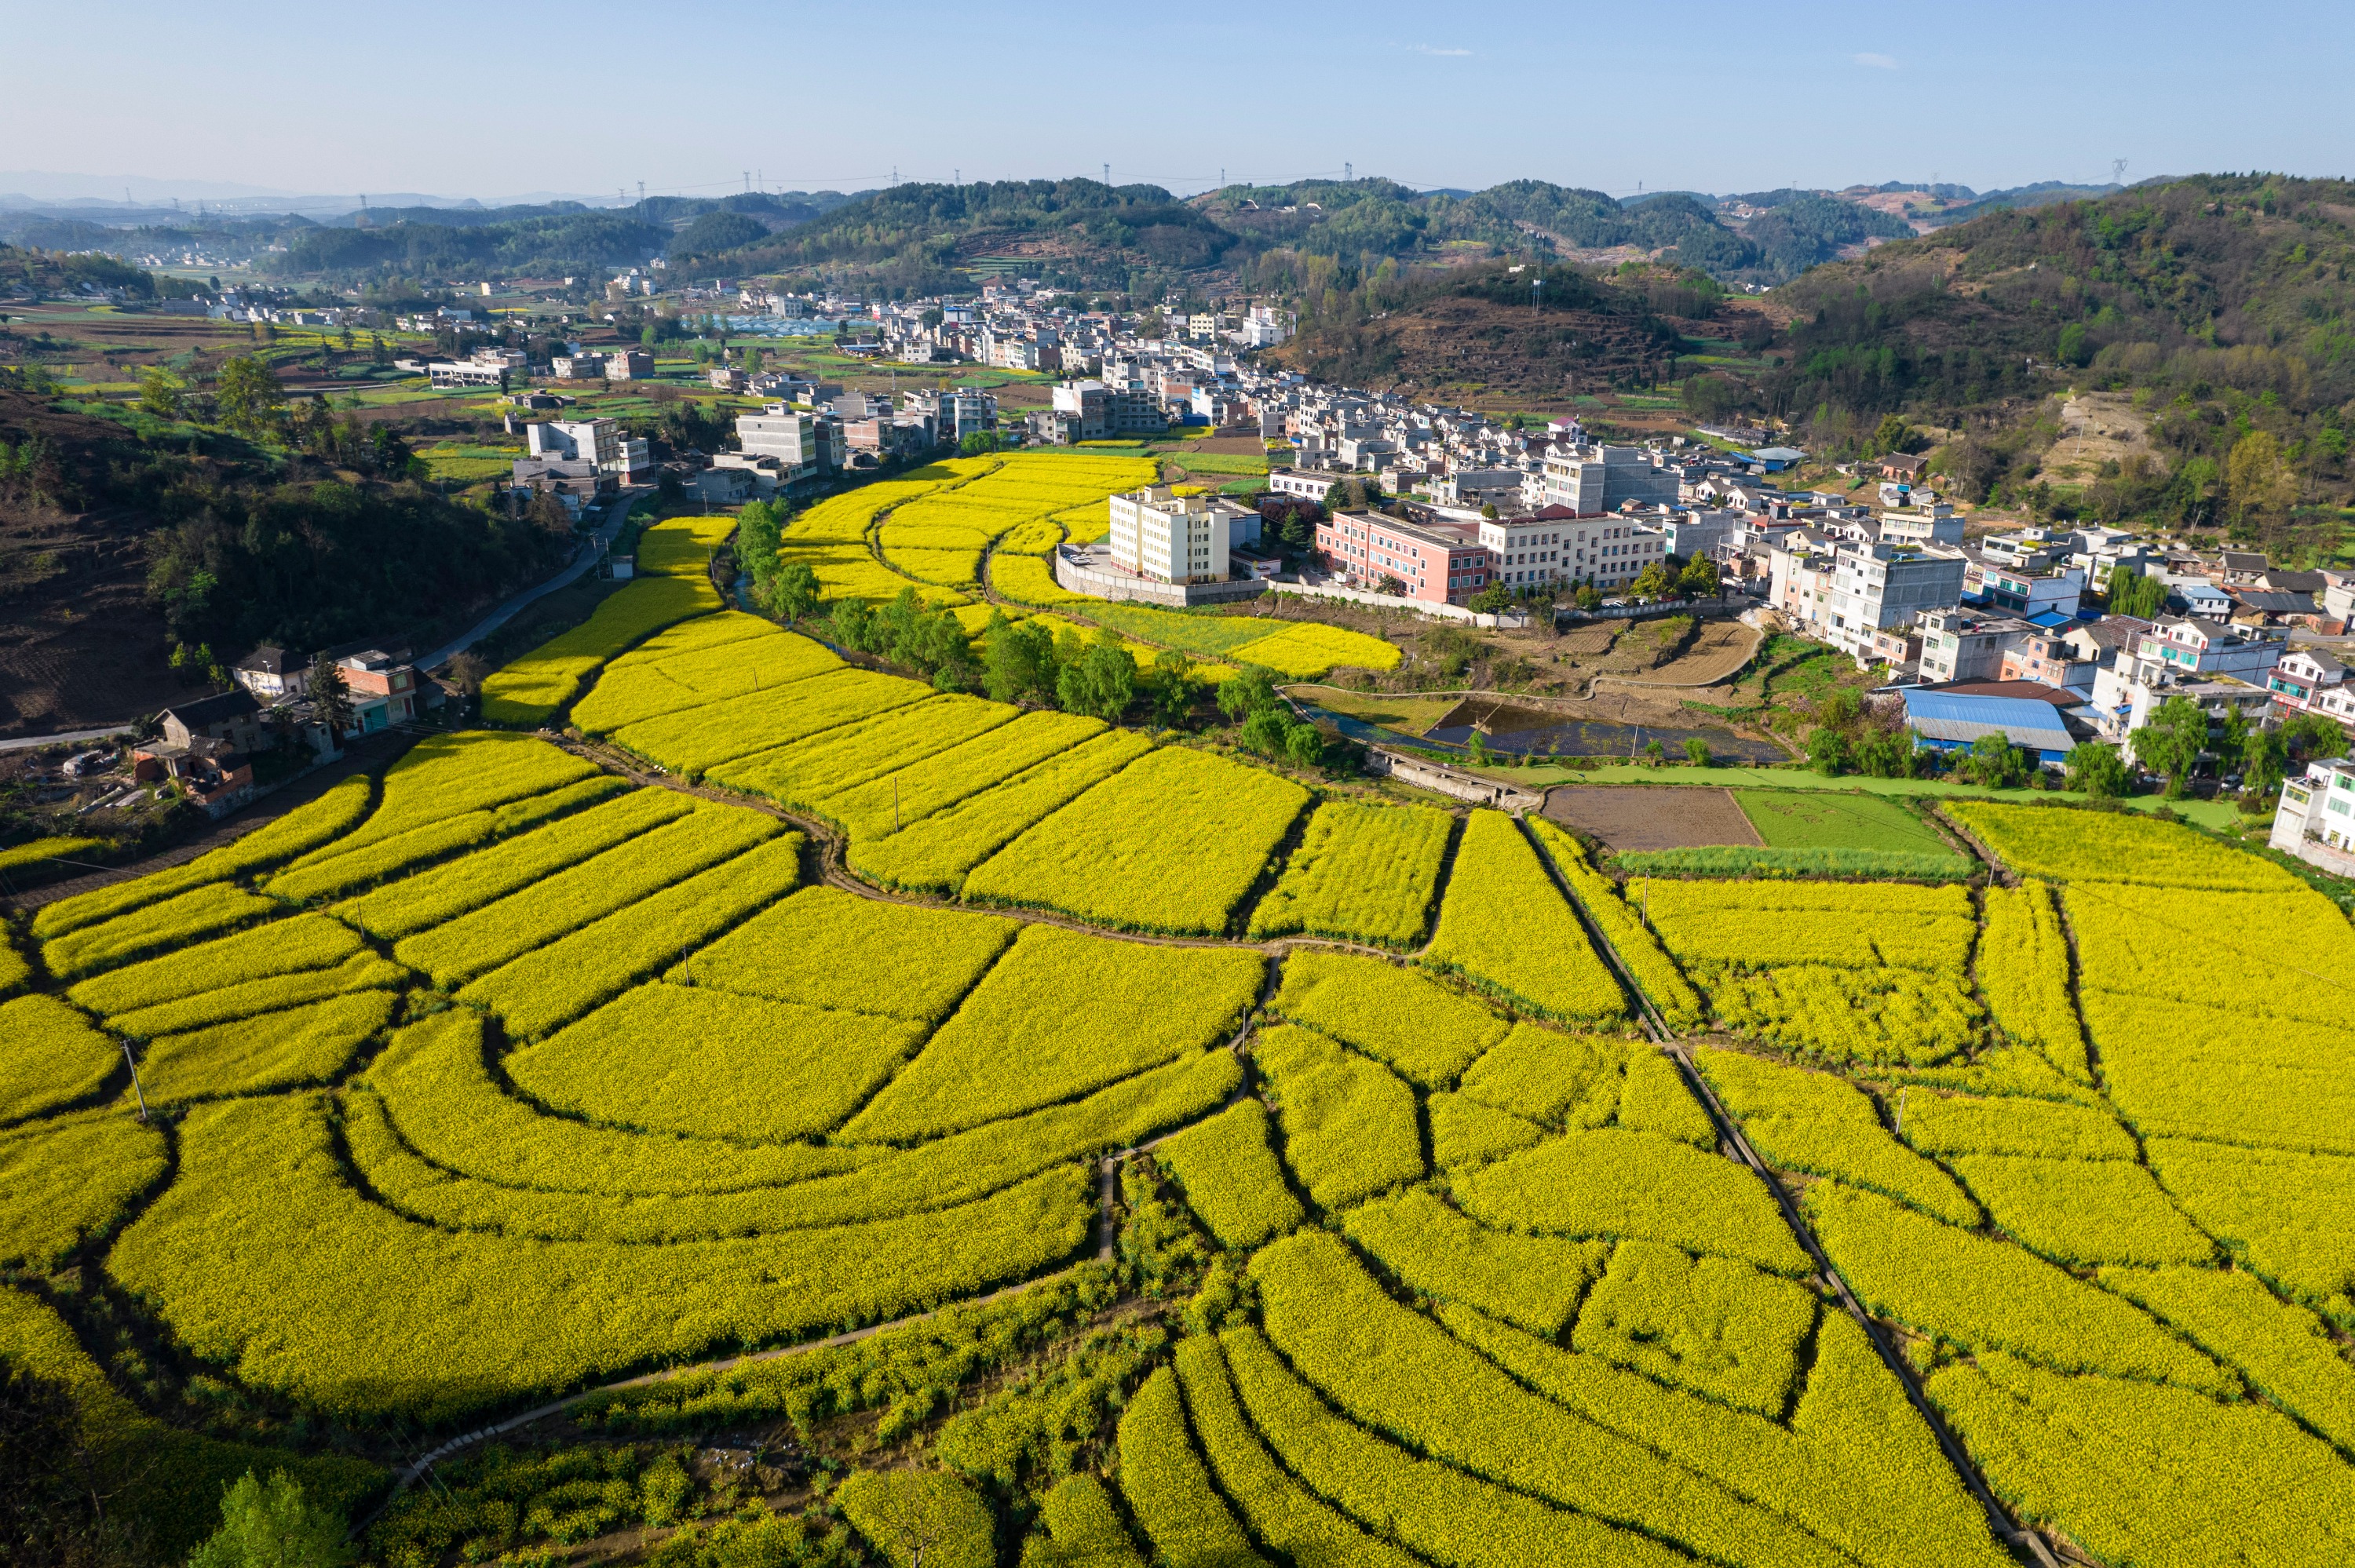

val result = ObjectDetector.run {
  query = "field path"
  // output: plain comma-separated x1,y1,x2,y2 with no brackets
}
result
1529,819,2063,1568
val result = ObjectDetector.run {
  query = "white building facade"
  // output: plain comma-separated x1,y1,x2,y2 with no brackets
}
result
1109,486,1232,585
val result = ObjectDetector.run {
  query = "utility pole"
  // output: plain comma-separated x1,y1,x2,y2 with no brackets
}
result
638,181,646,203
122,1043,148,1121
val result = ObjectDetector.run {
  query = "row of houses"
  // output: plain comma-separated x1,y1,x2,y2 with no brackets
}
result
133,649,424,818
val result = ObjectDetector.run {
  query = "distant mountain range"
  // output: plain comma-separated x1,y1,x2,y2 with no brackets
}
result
0,170,2171,302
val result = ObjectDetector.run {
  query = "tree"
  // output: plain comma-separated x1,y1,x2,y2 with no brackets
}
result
1284,720,1325,769
1574,583,1601,611
137,366,184,420
958,430,1002,456
1871,414,1915,455
1854,724,1922,779
983,614,1062,706
828,596,873,651
2226,429,2295,521
1806,725,1852,775
446,651,488,698
1479,502,1499,520
1684,737,1711,767
764,561,821,625
2132,695,2211,796
309,655,353,742
1469,584,1515,614
1676,555,1719,596
1057,628,1134,720
2283,711,2350,760
1959,732,2031,789
2241,724,2289,797
1216,663,1281,725
214,356,284,436
2065,740,2130,798
735,499,783,581
188,1470,351,1568
1143,649,1197,727
916,611,980,692
1376,574,1406,596
1630,562,1673,599
1239,706,1291,758
2106,562,2166,620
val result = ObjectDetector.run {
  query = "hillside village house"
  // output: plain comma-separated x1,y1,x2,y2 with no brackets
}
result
338,651,419,734
2271,757,2355,877
131,690,266,817
2267,648,2355,729
231,646,309,702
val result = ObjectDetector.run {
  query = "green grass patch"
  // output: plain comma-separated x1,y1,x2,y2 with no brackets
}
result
1613,845,1973,881
1732,790,1955,856
1166,452,1269,476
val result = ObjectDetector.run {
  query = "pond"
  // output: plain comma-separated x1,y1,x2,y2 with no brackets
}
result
1422,699,1787,765
1297,698,1784,765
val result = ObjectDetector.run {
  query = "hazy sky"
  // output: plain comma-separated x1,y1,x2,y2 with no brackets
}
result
9,0,2352,202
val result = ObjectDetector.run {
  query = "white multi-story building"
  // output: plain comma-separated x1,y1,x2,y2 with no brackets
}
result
1542,443,1681,515
1477,512,1572,590
1820,543,1970,665
1108,486,1235,585
736,406,832,478
1879,504,1966,546
528,418,623,474
2271,757,2355,873
1575,519,1670,593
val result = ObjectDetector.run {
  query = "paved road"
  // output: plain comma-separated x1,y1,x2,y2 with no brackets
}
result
0,491,648,754
413,487,648,672
0,724,138,755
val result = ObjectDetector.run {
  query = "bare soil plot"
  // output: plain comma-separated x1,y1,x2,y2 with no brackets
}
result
1556,626,1619,657
1640,621,1762,685
1543,786,1762,852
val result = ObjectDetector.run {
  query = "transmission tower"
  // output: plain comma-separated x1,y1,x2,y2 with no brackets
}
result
2111,158,2129,188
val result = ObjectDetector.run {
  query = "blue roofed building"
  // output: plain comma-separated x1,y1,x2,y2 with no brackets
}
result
1898,689,2079,768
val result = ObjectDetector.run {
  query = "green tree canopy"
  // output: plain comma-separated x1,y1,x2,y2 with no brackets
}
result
189,1470,350,1568
2132,695,2211,795
2065,740,2130,798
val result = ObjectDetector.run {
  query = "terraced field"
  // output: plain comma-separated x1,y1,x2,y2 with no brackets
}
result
8,605,2350,1568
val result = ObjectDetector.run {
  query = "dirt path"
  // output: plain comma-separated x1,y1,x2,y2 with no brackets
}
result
1528,822,2060,1568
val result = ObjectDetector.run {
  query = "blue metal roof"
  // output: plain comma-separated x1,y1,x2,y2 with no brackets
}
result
1899,689,2076,752
2025,611,2075,630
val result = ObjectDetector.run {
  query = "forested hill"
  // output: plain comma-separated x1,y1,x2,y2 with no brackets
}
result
1722,174,2355,552
1267,259,1723,400
683,177,1914,297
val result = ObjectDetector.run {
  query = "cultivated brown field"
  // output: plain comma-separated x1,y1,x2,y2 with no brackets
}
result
1543,784,1762,852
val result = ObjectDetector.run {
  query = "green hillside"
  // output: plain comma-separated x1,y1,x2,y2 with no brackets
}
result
1713,175,2355,556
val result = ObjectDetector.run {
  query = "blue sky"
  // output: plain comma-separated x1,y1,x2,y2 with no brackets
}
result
8,0,2351,203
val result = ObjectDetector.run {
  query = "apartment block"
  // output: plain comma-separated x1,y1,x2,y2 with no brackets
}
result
1542,443,1681,515
1315,511,1491,605
1110,486,1239,585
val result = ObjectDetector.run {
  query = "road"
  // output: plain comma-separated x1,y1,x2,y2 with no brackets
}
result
0,489,646,754
412,486,647,672
0,724,137,755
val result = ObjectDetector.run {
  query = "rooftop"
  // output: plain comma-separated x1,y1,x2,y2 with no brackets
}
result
1898,689,2076,750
